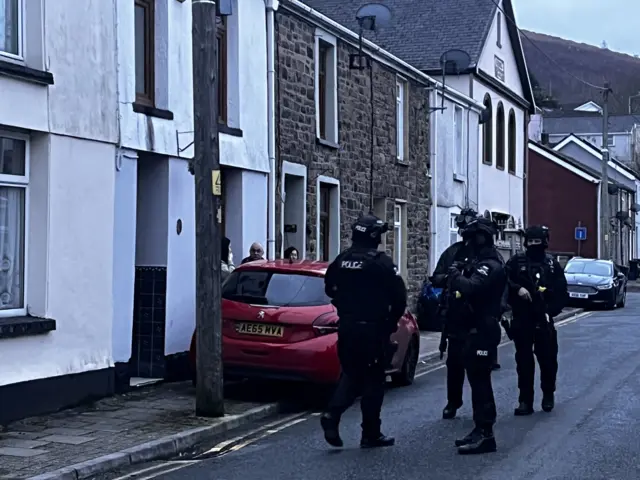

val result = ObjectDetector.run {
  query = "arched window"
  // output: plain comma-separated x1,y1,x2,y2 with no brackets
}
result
508,109,516,174
482,94,493,165
496,102,505,170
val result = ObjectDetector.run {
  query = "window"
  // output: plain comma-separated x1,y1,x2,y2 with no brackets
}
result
607,136,615,147
496,12,502,48
508,109,516,174
134,0,155,106
0,133,27,315
396,77,409,162
217,15,228,124
453,105,464,175
565,261,612,278
315,32,338,143
482,94,493,165
319,185,331,261
222,271,330,307
496,102,505,170
0,0,21,57
450,214,459,245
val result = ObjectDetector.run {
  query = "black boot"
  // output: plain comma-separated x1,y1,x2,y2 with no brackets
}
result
442,403,461,419
514,401,534,416
541,393,555,412
457,427,497,455
492,363,501,371
320,413,343,448
360,433,395,448
454,426,479,447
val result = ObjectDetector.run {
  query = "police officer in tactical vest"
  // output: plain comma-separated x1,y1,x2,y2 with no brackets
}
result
505,225,567,415
320,213,407,449
431,207,476,419
444,216,506,454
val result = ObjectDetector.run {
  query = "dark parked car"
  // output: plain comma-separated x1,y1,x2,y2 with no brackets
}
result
564,258,627,309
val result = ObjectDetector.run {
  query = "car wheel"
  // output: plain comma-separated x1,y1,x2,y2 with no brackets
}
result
392,335,419,387
617,289,627,308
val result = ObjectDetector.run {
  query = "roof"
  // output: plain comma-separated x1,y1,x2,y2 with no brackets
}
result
235,259,328,275
543,115,638,135
301,0,534,111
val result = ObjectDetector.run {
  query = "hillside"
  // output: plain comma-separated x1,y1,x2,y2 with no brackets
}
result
521,30,640,114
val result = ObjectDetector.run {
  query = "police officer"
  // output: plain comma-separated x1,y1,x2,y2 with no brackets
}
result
445,217,506,455
320,213,407,448
505,225,568,415
431,208,476,420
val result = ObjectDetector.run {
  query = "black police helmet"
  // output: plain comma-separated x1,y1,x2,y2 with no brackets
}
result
465,217,497,241
351,213,389,247
455,207,478,230
524,225,549,247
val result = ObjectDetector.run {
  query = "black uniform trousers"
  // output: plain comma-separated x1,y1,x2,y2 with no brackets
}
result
327,328,387,437
512,320,558,404
446,335,497,428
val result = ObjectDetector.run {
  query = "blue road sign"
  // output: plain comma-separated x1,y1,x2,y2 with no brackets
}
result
575,227,587,241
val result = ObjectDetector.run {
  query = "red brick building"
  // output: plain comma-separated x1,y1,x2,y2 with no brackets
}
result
527,141,600,257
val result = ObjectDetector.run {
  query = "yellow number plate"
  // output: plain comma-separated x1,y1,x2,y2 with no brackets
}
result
235,322,284,337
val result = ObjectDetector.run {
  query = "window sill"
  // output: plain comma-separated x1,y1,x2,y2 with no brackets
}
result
316,137,339,150
453,173,466,183
0,316,56,340
219,124,243,137
0,59,54,85
132,103,175,120
396,159,409,166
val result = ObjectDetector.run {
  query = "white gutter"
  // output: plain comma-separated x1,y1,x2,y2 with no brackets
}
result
286,0,484,111
430,88,438,272
265,0,279,259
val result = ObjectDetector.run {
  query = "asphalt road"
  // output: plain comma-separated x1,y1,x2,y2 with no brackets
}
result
103,296,640,480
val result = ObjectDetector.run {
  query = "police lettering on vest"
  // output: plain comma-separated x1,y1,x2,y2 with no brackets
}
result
341,260,363,269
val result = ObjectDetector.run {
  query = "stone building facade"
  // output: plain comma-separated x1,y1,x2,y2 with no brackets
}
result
274,5,431,304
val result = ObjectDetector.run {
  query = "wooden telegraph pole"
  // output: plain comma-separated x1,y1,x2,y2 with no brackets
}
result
192,0,224,417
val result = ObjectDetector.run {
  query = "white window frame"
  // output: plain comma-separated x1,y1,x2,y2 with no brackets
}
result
0,0,24,61
280,161,308,259
315,175,340,261
449,213,460,246
0,130,29,318
393,200,407,275
453,104,465,176
607,135,615,147
396,76,408,162
314,29,338,145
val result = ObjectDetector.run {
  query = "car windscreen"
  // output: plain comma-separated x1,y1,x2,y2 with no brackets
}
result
565,261,612,277
222,270,331,307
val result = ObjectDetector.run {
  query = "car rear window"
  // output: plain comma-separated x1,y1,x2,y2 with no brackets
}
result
222,270,331,307
565,261,612,277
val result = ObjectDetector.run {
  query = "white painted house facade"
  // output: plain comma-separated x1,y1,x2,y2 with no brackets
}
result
112,0,273,390
0,0,119,424
443,0,536,238
429,92,484,269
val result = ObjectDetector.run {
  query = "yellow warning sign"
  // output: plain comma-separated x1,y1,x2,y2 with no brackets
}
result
212,170,221,196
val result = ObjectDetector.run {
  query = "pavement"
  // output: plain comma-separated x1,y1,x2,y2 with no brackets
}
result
80,302,635,480
0,307,582,480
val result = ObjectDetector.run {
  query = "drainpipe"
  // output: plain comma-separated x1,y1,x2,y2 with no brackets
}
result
429,87,438,272
265,0,279,259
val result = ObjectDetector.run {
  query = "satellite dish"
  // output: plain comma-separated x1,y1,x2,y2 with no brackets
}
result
355,3,392,31
479,107,491,125
435,49,471,112
439,49,472,75
607,184,619,195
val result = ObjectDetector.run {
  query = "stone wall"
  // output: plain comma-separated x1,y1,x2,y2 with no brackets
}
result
274,9,431,306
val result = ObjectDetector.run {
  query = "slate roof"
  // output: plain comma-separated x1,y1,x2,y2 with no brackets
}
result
543,115,638,135
301,0,496,71
301,0,535,111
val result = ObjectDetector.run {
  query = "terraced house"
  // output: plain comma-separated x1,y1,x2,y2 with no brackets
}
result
274,1,482,302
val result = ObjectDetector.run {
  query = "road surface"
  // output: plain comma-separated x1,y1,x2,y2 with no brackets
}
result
97,296,640,480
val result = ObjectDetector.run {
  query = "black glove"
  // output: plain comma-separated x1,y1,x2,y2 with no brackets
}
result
438,333,447,360
447,265,460,278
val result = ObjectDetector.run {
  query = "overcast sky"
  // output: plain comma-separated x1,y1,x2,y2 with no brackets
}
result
514,0,639,56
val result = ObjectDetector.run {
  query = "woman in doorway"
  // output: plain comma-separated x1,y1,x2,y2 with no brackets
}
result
221,237,236,282
284,246,299,261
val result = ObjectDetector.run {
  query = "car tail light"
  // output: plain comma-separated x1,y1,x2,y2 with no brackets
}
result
312,312,339,336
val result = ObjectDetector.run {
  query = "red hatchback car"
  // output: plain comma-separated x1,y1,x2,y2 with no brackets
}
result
189,260,420,386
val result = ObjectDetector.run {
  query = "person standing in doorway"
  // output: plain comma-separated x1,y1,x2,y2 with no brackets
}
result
241,242,265,264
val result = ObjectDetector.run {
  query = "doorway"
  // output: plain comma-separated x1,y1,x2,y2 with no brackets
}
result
281,162,307,258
